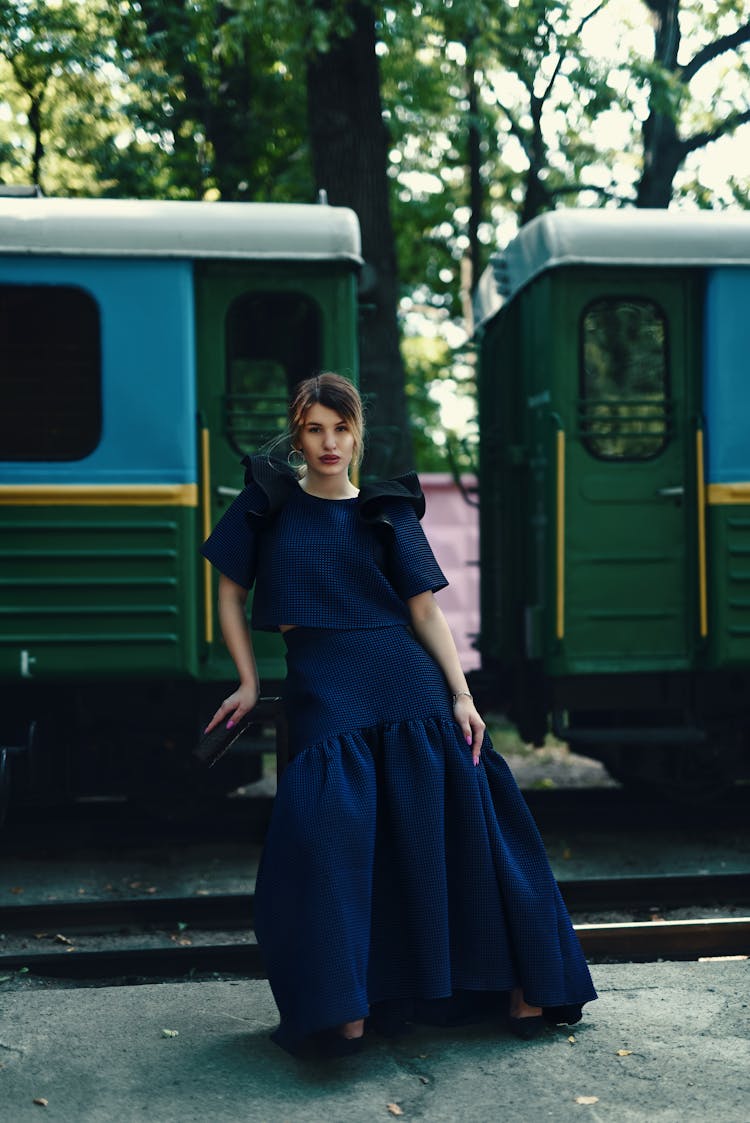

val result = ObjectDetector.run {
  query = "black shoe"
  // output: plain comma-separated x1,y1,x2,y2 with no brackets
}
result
313,1029,365,1058
543,1005,583,1027
508,1014,546,1040
367,999,414,1038
367,1013,412,1038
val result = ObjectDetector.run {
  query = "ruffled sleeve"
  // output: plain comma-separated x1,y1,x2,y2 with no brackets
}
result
358,473,448,600
200,455,297,589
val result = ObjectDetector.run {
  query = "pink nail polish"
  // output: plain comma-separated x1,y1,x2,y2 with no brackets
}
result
226,720,234,729
466,735,472,745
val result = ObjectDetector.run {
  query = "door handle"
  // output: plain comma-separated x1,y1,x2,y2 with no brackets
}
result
656,485,684,498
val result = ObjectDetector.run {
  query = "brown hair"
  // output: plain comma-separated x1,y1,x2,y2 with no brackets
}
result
288,373,365,468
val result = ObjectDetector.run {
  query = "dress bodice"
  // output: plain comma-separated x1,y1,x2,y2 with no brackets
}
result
200,455,448,632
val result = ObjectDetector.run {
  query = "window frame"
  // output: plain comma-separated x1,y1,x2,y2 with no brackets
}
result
0,282,102,463
223,289,323,456
578,294,671,463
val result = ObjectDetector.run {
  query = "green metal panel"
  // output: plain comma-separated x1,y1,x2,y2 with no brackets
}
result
194,260,359,684
707,505,750,667
547,269,700,674
477,305,525,665
0,506,199,678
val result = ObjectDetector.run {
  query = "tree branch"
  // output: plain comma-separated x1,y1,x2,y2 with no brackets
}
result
536,0,609,109
547,182,624,202
680,105,750,155
498,104,532,162
681,21,750,84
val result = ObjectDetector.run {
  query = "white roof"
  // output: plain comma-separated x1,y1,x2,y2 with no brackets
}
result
0,197,362,262
474,208,750,329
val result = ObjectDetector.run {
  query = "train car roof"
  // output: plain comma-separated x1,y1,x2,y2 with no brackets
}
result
0,197,362,263
474,208,750,330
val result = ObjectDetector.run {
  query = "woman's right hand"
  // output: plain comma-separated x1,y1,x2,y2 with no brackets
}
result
204,681,259,734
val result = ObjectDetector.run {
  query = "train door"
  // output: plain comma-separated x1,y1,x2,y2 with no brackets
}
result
194,264,356,682
557,270,699,670
195,268,325,679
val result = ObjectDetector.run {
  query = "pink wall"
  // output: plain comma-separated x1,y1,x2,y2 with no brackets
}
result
420,474,480,671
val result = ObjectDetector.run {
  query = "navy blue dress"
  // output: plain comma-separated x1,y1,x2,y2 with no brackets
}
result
202,456,597,1053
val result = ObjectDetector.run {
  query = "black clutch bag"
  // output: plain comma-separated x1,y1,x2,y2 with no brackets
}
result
193,713,257,769
192,697,285,770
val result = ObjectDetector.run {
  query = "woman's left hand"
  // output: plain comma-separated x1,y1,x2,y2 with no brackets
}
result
453,696,485,766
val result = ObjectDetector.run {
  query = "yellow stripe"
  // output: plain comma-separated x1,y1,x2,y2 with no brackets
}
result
696,429,708,639
200,428,214,645
556,428,565,641
707,483,750,504
0,484,198,507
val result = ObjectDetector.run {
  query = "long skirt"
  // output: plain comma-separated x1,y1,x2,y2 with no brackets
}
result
253,624,597,1053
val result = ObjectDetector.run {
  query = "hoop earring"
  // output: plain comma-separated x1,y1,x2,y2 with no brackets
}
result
287,448,305,470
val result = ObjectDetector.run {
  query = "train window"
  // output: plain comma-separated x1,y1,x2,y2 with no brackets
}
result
225,291,322,453
0,284,101,461
580,298,668,459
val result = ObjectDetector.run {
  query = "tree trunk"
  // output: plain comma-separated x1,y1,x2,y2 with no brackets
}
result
635,127,684,208
465,39,483,294
636,0,681,208
27,93,45,188
306,0,413,477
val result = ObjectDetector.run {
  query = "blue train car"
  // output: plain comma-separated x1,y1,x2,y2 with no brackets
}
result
0,196,361,817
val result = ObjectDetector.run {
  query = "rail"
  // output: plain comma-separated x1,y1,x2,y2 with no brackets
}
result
1,873,747,978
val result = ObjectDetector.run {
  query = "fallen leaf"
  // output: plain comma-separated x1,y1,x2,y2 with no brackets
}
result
195,889,210,896
386,1105,403,1117
649,915,665,924
77,888,86,895
162,1029,179,1038
146,887,157,894
575,1096,599,1105
616,1049,632,1057
32,1098,48,1107
54,934,73,945
170,935,192,947
33,933,48,940
568,1035,576,1044
10,887,24,895
129,882,141,889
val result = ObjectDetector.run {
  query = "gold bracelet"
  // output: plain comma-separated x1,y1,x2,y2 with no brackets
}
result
452,691,473,705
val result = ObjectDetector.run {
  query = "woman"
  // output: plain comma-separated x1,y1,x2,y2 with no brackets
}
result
201,373,596,1057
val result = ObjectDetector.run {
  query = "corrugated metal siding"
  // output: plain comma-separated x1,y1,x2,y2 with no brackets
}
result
0,508,197,678
709,508,750,667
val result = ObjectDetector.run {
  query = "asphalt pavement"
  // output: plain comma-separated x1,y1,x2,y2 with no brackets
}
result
1,960,748,1122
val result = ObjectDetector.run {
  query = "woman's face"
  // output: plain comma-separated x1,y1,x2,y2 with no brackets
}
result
297,403,356,484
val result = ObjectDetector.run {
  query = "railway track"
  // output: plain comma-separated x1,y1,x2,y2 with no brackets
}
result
3,783,748,850
1,872,748,980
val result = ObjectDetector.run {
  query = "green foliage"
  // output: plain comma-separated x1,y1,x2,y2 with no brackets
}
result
0,0,123,191
402,332,479,473
111,0,313,201
0,0,748,450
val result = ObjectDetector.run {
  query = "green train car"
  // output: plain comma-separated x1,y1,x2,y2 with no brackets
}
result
472,208,750,797
0,196,361,816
